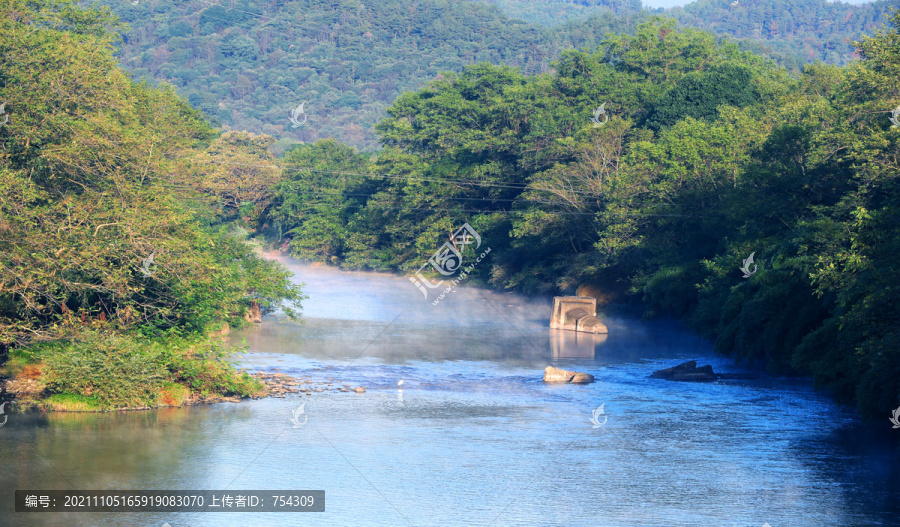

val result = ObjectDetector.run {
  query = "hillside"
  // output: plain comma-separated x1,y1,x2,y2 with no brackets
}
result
102,0,895,149
669,0,895,66
490,0,895,66
105,0,640,151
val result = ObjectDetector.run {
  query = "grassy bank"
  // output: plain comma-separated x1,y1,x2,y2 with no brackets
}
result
1,329,266,412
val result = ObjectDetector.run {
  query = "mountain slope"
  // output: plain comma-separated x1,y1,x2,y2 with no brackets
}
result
104,0,894,150
108,0,638,150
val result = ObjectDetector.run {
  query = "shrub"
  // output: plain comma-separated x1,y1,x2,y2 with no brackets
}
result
158,338,264,398
42,332,168,410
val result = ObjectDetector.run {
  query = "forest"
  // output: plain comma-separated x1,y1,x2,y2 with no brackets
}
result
98,0,893,150
1,0,897,421
257,16,900,420
0,0,303,410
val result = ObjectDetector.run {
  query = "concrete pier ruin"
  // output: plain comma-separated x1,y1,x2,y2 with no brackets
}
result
549,296,608,334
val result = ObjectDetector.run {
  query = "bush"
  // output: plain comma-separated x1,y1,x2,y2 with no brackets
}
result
42,332,168,410
158,337,264,398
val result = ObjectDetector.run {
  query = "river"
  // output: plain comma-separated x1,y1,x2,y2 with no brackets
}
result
1,255,898,526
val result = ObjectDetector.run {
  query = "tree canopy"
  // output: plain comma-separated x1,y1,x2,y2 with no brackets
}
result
263,15,900,420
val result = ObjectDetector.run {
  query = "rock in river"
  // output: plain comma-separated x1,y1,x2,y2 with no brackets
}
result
543,366,595,384
650,361,718,382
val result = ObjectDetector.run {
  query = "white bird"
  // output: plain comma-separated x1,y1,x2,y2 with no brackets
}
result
397,380,404,388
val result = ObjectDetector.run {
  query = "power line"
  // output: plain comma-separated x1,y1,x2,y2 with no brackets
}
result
150,176,704,216
124,185,703,218
186,157,617,197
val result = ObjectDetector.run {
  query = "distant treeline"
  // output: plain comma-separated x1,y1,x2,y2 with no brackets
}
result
99,0,893,150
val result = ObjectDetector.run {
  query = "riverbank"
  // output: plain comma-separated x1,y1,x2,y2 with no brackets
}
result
0,363,372,414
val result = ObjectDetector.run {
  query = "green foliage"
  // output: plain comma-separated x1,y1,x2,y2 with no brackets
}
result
0,0,304,347
36,330,264,408
669,0,894,66
269,139,372,261
158,336,263,398
41,332,169,409
43,393,103,412
91,0,884,150
263,14,900,421
0,0,302,409
646,63,759,130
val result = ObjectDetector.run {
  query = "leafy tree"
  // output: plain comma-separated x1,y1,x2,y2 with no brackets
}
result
646,63,760,130
262,14,900,420
194,131,282,227
0,0,303,346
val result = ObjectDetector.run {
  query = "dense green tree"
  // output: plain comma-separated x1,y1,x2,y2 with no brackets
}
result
263,14,900,420
90,0,887,150
0,0,302,346
646,63,760,130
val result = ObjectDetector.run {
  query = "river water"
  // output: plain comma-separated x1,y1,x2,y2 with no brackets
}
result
1,255,898,526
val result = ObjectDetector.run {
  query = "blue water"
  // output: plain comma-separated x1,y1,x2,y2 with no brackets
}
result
1,256,898,526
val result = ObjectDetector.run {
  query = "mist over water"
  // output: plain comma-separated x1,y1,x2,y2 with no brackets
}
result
2,255,898,526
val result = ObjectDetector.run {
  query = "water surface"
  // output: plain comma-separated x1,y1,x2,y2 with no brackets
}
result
1,257,898,526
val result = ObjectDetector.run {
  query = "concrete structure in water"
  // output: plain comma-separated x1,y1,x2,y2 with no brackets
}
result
550,296,608,334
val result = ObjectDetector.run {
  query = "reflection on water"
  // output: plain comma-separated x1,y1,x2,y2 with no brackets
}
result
550,329,606,359
1,257,899,527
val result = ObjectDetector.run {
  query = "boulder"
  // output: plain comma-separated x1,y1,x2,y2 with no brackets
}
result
650,361,718,382
543,366,595,384
570,372,596,383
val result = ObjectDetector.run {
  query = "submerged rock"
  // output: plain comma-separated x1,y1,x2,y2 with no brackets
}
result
650,361,718,382
543,366,595,384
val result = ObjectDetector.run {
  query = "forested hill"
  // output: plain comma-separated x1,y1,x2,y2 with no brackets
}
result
101,0,893,150
489,0,894,67
670,0,896,66
105,0,639,151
